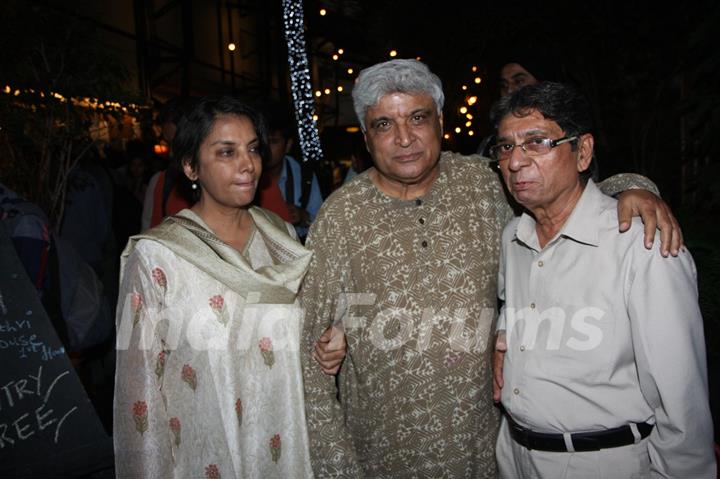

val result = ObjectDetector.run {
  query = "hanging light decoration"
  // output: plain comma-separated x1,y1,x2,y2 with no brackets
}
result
282,0,323,164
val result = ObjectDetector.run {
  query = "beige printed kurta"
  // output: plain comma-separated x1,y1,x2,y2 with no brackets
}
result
301,153,512,478
300,152,657,478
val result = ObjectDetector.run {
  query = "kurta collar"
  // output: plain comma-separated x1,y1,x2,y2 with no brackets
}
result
368,152,450,210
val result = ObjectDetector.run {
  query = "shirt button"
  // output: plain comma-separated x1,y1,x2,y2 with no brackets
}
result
415,198,422,206
538,260,544,267
513,388,520,395
530,303,536,309
519,345,525,352
419,217,425,224
421,240,428,248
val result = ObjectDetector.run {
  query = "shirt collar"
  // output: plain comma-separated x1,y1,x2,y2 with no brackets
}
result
515,179,603,250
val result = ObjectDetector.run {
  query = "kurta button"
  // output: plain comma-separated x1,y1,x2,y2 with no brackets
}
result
419,218,425,224
538,260,544,267
519,345,525,352
421,240,428,248
530,303,536,309
513,388,520,395
415,198,422,206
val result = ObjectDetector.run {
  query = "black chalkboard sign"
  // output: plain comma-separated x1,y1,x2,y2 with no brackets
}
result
0,224,113,478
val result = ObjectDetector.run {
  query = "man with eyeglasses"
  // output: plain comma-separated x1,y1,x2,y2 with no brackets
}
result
300,59,686,478
491,81,715,478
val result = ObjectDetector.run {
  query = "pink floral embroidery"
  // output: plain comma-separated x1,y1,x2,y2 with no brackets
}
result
258,337,275,368
269,433,281,463
169,417,181,446
151,267,167,298
181,364,197,391
155,351,167,380
235,399,242,427
209,295,228,325
131,292,143,326
205,464,220,479
132,401,148,435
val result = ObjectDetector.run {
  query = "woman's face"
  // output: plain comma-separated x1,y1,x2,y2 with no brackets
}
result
184,114,262,210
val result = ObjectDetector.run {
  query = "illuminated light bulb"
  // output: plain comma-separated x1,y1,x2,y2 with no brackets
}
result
347,68,353,74
474,77,481,84
467,96,477,105
389,50,397,57
465,121,472,127
466,113,473,119
315,90,322,97
228,43,236,51
454,127,461,133
332,54,339,60
338,48,344,54
461,85,468,91
319,9,327,16
324,88,331,95
468,130,474,136
312,114,319,121
459,106,468,114
443,133,450,139
472,66,477,72
337,86,344,92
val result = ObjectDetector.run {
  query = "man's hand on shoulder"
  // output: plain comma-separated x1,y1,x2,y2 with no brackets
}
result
616,189,683,257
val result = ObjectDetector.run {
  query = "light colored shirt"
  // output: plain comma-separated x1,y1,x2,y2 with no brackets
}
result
498,180,715,478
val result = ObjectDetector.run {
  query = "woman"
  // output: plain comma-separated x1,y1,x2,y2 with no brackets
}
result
114,96,318,478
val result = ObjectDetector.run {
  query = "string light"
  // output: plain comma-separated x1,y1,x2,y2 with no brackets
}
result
459,106,468,114
474,77,482,84
443,133,450,139
282,0,323,163
228,43,236,51
454,127,461,133
467,96,477,105
389,49,397,57
319,8,327,16
324,88,331,95
468,130,474,136
337,86,344,92
337,48,344,55
332,54,339,60
472,66,478,72
2,84,147,113
347,68,354,74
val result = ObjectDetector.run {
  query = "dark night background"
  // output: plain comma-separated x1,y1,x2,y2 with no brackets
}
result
0,0,718,474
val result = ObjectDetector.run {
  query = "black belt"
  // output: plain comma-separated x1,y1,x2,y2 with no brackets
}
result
506,415,653,452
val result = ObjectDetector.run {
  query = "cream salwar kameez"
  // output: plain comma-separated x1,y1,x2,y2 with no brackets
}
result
114,208,314,478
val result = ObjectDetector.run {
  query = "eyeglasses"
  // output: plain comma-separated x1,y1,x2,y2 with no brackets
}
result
489,136,578,162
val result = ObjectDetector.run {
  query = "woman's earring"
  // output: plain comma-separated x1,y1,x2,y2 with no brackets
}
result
191,181,198,190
